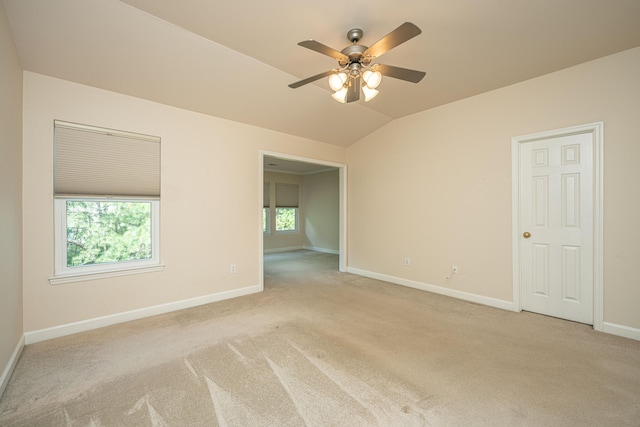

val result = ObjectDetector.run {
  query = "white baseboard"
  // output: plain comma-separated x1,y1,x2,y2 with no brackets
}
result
264,246,304,254
348,268,640,341
264,246,338,255
0,334,24,398
303,246,339,255
347,267,514,312
602,322,640,341
24,284,262,345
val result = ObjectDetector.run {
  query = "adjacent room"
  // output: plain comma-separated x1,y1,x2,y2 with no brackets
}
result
2,0,640,425
262,156,341,259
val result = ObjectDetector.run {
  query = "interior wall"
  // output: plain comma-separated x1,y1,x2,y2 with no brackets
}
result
303,170,339,253
0,2,23,393
22,71,346,333
263,171,304,251
347,47,640,331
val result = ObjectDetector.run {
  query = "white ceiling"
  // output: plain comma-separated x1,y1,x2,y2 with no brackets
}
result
4,0,640,148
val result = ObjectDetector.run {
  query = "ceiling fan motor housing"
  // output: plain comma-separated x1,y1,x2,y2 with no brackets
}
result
340,44,370,66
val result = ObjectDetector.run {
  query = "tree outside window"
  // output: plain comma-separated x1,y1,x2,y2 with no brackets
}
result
275,207,297,232
65,200,153,267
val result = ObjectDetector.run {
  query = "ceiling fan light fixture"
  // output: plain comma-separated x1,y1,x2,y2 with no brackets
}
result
328,72,347,91
362,85,379,102
332,86,348,103
363,70,382,89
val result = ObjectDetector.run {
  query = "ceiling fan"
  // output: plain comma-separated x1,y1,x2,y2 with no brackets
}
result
288,22,426,103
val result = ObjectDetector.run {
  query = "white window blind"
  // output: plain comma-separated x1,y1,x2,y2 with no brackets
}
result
54,120,160,198
275,183,299,207
264,182,270,208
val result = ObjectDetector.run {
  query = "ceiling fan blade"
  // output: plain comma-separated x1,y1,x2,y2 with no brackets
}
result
298,40,349,62
363,22,422,60
374,64,426,83
288,69,338,89
346,75,360,103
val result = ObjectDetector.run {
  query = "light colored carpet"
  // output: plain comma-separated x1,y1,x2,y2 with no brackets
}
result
1,250,639,426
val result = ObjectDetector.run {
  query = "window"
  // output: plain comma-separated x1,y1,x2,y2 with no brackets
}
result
275,183,299,233
275,207,298,232
263,208,270,234
53,120,161,281
55,199,160,277
263,182,271,234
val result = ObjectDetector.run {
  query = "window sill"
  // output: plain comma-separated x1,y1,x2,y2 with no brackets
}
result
49,264,165,285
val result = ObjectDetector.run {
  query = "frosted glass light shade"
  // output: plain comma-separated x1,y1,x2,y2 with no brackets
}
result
332,87,348,103
328,73,347,91
362,86,379,102
362,70,382,89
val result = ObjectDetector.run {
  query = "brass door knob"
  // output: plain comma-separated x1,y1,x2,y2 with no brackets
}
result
523,231,531,238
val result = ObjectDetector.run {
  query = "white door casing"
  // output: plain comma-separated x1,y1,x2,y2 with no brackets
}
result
512,123,603,329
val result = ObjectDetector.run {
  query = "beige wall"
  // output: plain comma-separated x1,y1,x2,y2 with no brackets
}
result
22,72,346,333
263,171,304,251
347,47,640,330
303,170,339,253
0,2,23,392
15,45,640,338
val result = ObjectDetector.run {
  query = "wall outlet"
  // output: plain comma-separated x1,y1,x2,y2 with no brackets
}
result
230,263,237,274
452,264,459,274
404,257,411,266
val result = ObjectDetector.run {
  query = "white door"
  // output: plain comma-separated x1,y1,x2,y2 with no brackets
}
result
519,132,594,324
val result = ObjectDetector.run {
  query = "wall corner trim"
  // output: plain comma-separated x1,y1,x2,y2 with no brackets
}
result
24,284,262,345
0,335,25,399
346,267,514,312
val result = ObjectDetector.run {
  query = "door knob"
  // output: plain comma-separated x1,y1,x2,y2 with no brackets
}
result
523,231,531,238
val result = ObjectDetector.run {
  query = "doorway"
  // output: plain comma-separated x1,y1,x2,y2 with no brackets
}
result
259,151,347,290
511,123,603,330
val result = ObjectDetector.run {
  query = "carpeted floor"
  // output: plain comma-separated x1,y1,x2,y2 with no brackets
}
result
1,250,639,426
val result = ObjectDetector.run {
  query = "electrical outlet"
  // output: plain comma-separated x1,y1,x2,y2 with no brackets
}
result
230,264,237,274
404,257,411,266
452,264,459,274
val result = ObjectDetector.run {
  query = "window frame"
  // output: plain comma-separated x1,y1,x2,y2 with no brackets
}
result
52,197,161,283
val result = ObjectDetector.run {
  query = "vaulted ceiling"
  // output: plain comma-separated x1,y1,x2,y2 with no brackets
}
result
4,0,640,147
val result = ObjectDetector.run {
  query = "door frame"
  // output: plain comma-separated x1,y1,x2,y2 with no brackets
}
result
511,122,604,331
258,150,348,290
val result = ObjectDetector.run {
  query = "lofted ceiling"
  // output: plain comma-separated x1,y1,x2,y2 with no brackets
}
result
4,0,640,148
264,155,337,175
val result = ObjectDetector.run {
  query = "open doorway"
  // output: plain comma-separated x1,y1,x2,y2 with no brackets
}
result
259,151,347,290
